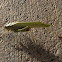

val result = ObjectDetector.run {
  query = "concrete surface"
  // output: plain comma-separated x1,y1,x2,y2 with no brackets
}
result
0,0,62,62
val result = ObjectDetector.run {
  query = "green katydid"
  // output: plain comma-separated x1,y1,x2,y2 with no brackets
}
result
0,21,61,49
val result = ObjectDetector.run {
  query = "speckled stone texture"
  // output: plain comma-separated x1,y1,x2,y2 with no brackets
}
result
0,0,62,62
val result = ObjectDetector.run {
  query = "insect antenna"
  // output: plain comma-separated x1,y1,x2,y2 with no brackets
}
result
0,25,8,38
0,31,8,38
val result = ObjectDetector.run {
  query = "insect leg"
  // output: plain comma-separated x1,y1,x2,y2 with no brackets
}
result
16,26,29,32
46,27,59,37
29,29,37,49
13,26,29,49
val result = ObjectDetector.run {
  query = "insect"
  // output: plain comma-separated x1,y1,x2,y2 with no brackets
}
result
0,22,61,49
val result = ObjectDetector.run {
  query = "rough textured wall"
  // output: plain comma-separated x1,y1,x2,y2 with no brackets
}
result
0,0,62,62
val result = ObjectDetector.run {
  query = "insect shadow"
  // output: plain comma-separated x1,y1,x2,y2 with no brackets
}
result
15,37,61,62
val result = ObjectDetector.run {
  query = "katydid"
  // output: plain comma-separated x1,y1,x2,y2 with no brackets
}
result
0,21,61,49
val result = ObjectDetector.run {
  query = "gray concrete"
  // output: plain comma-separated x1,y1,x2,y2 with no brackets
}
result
0,0,62,62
